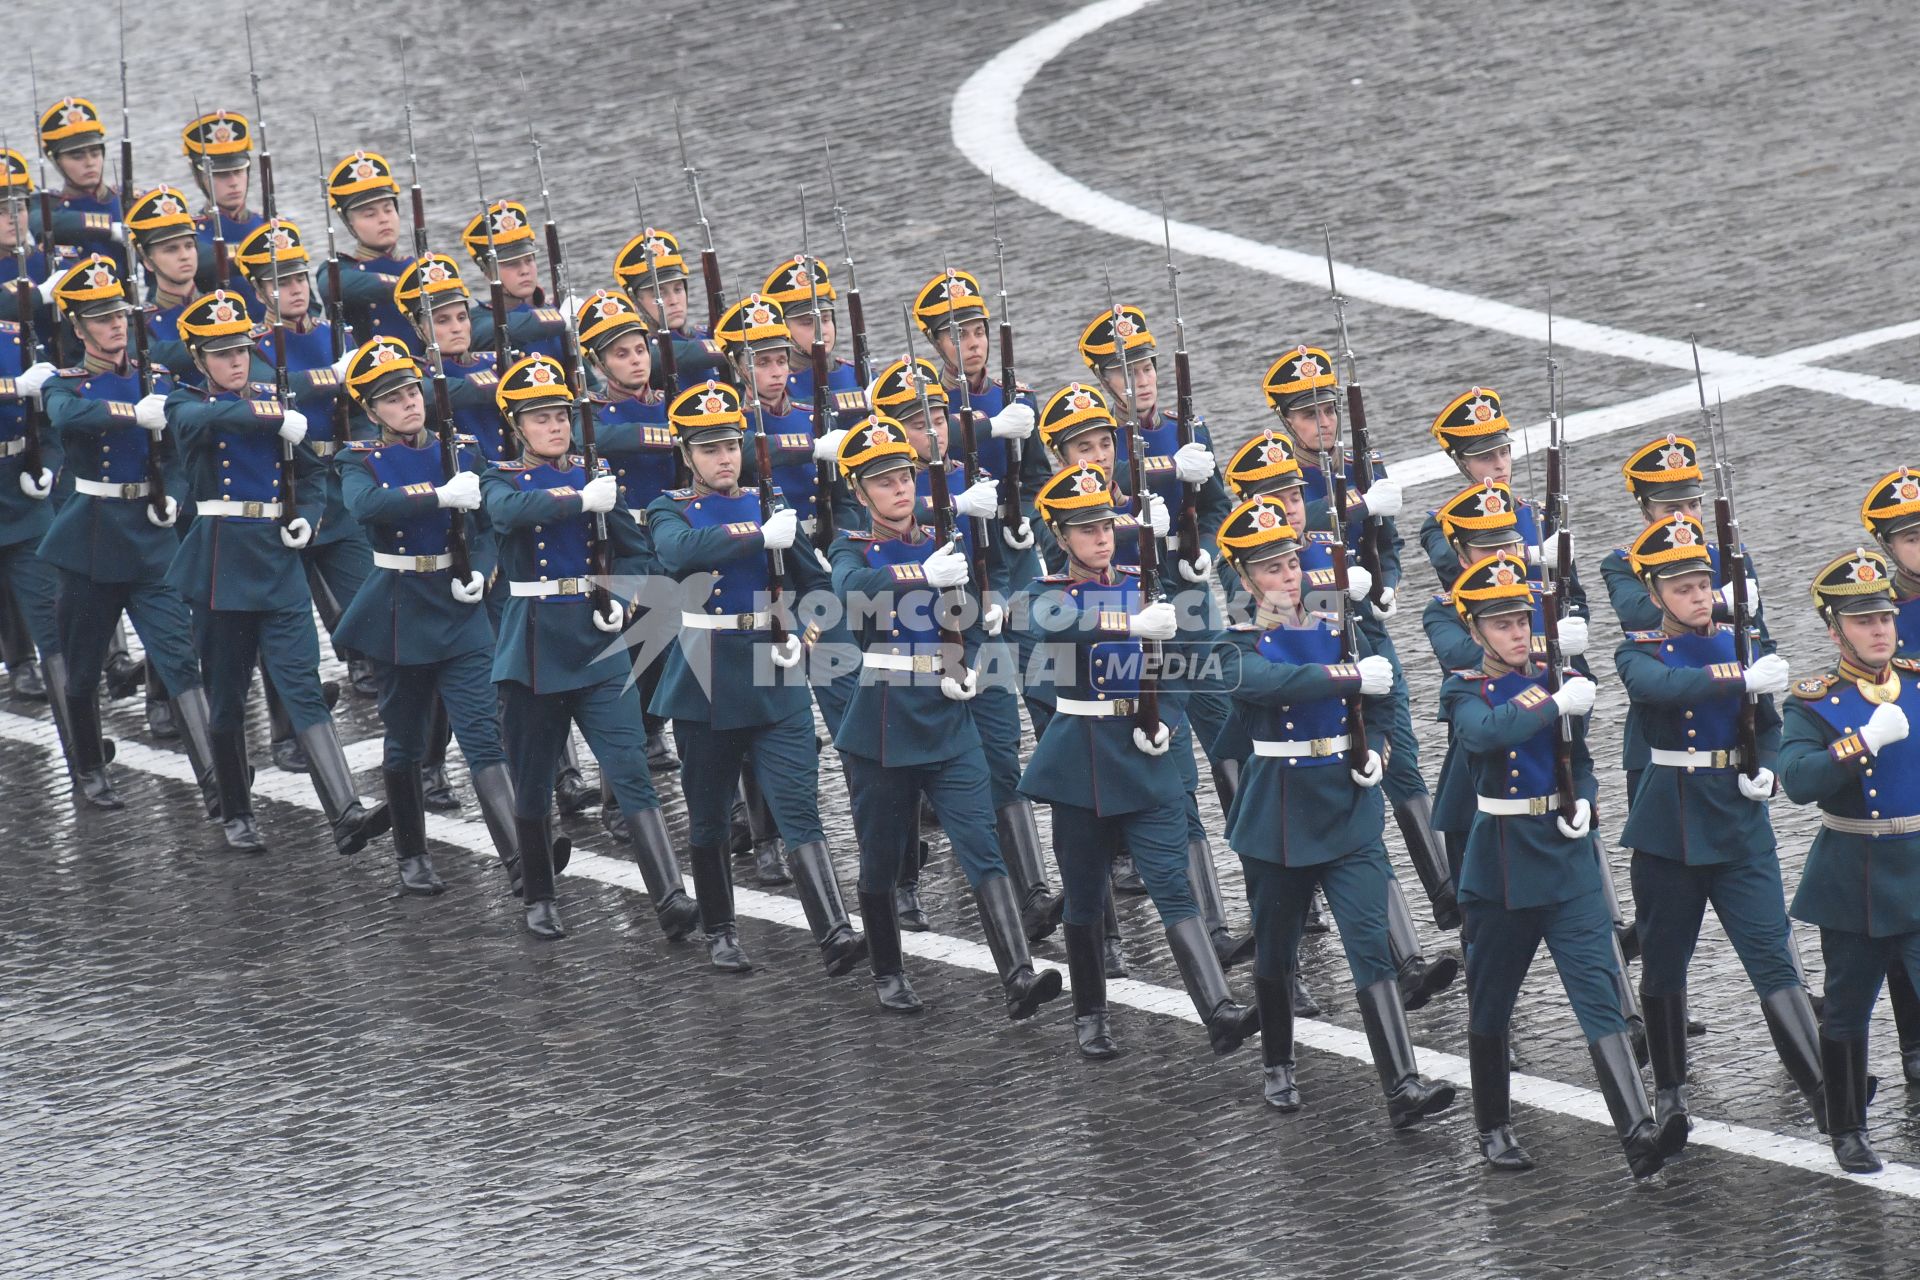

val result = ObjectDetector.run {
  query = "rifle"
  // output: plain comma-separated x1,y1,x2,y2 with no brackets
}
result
1159,201,1202,574
823,142,872,385
1322,226,1385,606
27,52,69,367
800,189,837,552
629,179,686,488
1537,297,1578,821
742,362,792,658
526,118,613,622
244,25,298,537
1693,336,1760,783
673,103,724,331
1312,337,1369,776
191,93,229,287
940,257,992,611
311,115,353,450
902,305,969,679
1102,274,1162,739
987,171,1023,533
7,131,46,484
117,2,134,211
471,135,514,376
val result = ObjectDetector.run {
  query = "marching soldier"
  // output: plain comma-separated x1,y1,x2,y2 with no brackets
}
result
334,333,525,898
1017,460,1259,1060
164,290,390,857
322,150,414,348
462,200,567,363
1780,548,1920,1174
614,226,705,340
35,97,123,263
826,415,1063,1017
1208,494,1456,1122
483,352,686,939
123,187,203,348
762,254,860,405
1614,514,1824,1155
1442,551,1663,1178
2,146,119,328
180,111,265,307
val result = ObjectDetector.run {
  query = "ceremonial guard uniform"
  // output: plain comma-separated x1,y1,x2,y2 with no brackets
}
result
35,97,124,274
165,290,389,857
827,416,1062,1017
322,151,414,349
124,187,205,365
1442,552,1663,1178
1017,462,1258,1060
485,353,690,941
614,226,715,345
1614,514,1823,1155
761,255,860,406
181,112,265,310
1210,494,1456,1124
646,378,865,976
463,200,566,363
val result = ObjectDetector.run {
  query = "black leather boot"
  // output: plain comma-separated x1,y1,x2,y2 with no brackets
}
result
644,716,678,773
553,738,593,815
976,875,1063,1021
690,843,751,972
1166,916,1260,1055
67,686,122,810
858,890,921,1012
786,840,867,977
1469,1031,1532,1170
1110,846,1146,895
103,628,143,699
1821,1035,1881,1173
470,763,523,896
1189,836,1255,969
1254,974,1300,1111
1387,879,1458,1010
1885,961,1920,1086
263,673,307,773
1608,933,1649,1067
894,834,929,931
597,773,631,843
1063,921,1118,1059
1211,756,1240,817
1356,979,1457,1128
9,659,45,700
170,687,221,819
1760,985,1826,1132
298,722,392,856
740,769,788,886
42,653,85,783
384,767,444,896
1102,893,1129,978
1292,972,1323,1018
996,799,1063,944
144,664,177,740
347,654,381,699
419,698,458,811
1590,1031,1665,1179
1303,888,1329,933
627,805,700,939
1642,991,1690,1155
513,815,565,939
1392,794,1461,931
212,724,265,851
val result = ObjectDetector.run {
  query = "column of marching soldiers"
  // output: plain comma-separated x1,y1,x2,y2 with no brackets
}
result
3,86,1919,1186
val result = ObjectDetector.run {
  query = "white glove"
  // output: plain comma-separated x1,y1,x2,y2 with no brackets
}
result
134,392,169,433
450,570,485,604
1557,615,1589,658
330,351,352,380
1718,578,1762,613
592,600,624,633
1350,749,1384,788
578,474,619,514
18,467,53,499
145,494,179,528
1738,767,1776,802
277,408,309,446
36,276,58,306
811,428,847,462
1144,493,1170,538
279,516,313,549
435,470,481,510
1362,477,1403,518
940,667,978,701
559,294,584,324
1553,675,1597,718
1129,599,1177,641
1133,721,1172,756
1373,585,1398,618
1172,440,1215,483
953,477,1000,520
988,401,1035,440
1347,564,1374,603
923,542,970,589
1357,653,1394,696
1176,548,1213,584
982,600,1005,636
1862,701,1910,756
769,632,802,669
1002,518,1034,550
16,361,57,400
1555,797,1593,841
109,221,128,246
1742,653,1789,696
758,506,797,550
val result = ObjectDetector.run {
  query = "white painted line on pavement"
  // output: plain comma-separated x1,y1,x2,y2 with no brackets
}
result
7,705,1918,1200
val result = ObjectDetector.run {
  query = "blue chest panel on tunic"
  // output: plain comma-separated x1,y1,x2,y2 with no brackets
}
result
599,397,676,508
1645,626,1743,751
1804,675,1920,821
64,368,168,483
682,489,771,610
860,534,947,646
760,404,819,520
1061,575,1145,699
1478,670,1559,798
506,462,592,579
1898,596,1920,657
202,389,282,503
363,442,455,556
1114,413,1185,509
1248,624,1348,763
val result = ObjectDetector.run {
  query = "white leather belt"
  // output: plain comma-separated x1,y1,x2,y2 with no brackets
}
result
1648,747,1743,770
1252,734,1350,759
511,578,593,598
681,609,771,630
863,651,943,673
1478,795,1559,816
197,499,284,519
1821,813,1920,837
0,438,27,458
1055,696,1142,717
74,477,151,499
374,551,452,573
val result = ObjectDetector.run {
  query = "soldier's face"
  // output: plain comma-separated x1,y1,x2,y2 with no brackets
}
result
1283,401,1339,453
899,406,949,462
1884,527,1920,579
751,349,792,405
1245,551,1303,612
196,346,252,392
651,279,689,330
373,383,427,437
689,438,740,492
1834,612,1898,667
210,168,249,216
0,200,24,249
785,310,835,355
516,404,572,458
1644,496,1701,523
593,332,652,393
1473,611,1534,668
345,199,400,253
263,274,311,322
57,145,105,190
1275,485,1307,532
935,319,988,381
499,255,539,301
1058,429,1114,476
1651,570,1715,629
1102,357,1157,417
1460,446,1512,486
856,466,917,525
76,312,128,362
143,236,201,290
1060,519,1115,574
428,300,471,356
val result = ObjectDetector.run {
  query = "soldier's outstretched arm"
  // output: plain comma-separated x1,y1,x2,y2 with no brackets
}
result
1422,597,1484,672
1601,550,1662,632
42,378,134,435
163,386,285,452
341,453,436,526
482,465,591,531
644,494,767,575
1613,637,1743,706
1444,677,1561,753
1778,698,1864,806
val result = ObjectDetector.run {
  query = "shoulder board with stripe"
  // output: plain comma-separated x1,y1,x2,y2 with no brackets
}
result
1450,669,1487,679
1432,592,1451,605
662,487,695,500
840,529,879,542
1117,565,1141,577
1895,657,1920,673
1626,630,1665,643
1305,529,1338,544
55,366,86,377
698,339,722,354
1035,573,1071,584
492,460,535,471
1793,674,1835,699
0,320,19,334
1309,609,1339,625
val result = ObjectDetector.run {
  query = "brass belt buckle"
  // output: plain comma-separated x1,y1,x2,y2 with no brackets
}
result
119,482,142,499
415,555,439,572
736,612,759,629
241,501,265,518
560,578,587,595
1530,796,1552,816
1311,737,1334,758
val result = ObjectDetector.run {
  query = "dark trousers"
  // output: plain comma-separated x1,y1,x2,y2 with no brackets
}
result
1630,851,1799,999
375,648,505,771
0,541,60,656
302,535,372,652
1820,927,1920,1040
672,706,823,848
1463,889,1627,1041
844,746,1006,895
193,605,329,733
970,659,1027,812
499,676,660,821
1053,800,1196,929
56,569,201,700
1242,846,1396,988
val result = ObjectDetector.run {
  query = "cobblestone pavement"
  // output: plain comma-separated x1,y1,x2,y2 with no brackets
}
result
10,0,1920,1275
